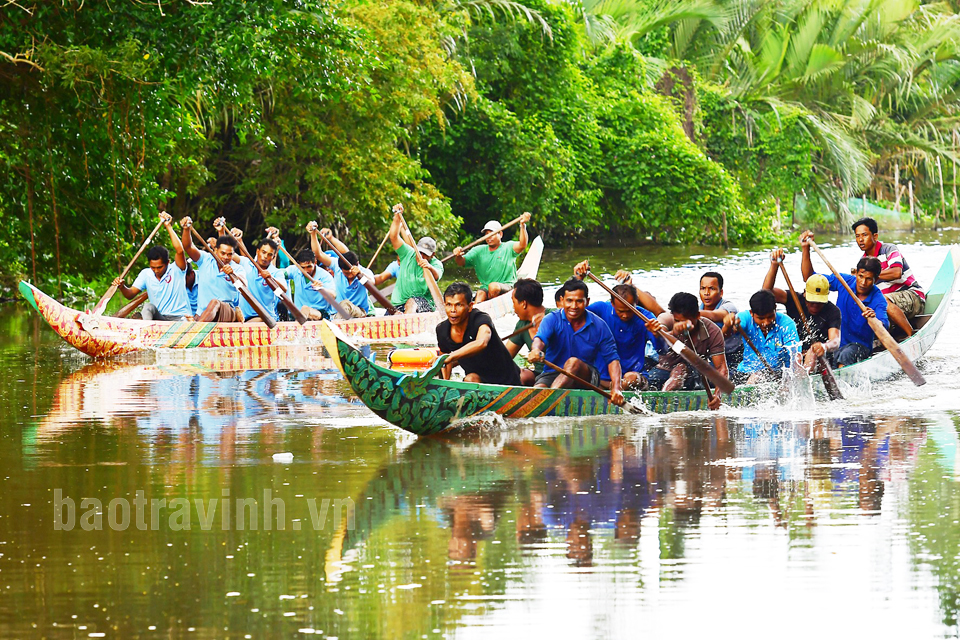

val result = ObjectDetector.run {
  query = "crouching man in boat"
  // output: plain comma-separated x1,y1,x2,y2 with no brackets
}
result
644,292,726,409
180,217,244,322
572,260,658,390
436,282,522,385
504,278,547,386
113,212,193,321
526,279,626,406
762,248,841,372
309,224,375,318
282,247,338,321
387,208,444,313
451,212,531,303
852,217,924,338
722,290,801,384
800,231,889,367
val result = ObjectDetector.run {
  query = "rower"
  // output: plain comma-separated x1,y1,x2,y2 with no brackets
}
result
452,213,531,303
436,282,522,385
309,224,376,317
852,217,924,337
762,248,840,371
645,292,726,409
238,237,286,324
180,217,243,322
113,212,192,321
800,231,889,367
387,208,444,313
722,290,800,383
504,278,547,386
373,257,400,287
281,246,337,321
699,271,744,369
526,279,625,406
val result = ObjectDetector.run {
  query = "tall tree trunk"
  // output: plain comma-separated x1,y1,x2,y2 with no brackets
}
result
49,167,61,297
25,166,37,283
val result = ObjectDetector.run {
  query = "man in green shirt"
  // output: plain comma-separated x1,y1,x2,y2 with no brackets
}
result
388,208,445,313
504,278,547,386
452,212,530,302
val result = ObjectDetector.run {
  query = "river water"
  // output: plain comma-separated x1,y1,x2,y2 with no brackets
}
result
2,230,960,639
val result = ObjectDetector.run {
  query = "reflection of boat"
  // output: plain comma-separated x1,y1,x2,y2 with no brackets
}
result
323,247,960,435
35,347,352,442
19,238,544,357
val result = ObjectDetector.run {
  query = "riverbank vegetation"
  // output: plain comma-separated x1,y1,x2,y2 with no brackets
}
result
3,0,960,292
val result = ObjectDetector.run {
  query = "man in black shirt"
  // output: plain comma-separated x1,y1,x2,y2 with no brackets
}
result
762,248,841,372
436,282,522,386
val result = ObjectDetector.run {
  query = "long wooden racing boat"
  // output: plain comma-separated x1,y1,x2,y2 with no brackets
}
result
20,237,543,358
322,246,959,435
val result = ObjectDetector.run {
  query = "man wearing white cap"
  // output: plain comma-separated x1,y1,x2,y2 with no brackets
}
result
452,212,531,302
762,248,841,372
387,207,445,313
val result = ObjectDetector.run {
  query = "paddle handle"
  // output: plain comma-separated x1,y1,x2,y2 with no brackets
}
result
440,213,527,263
503,322,534,342
540,359,638,413
809,240,925,386
319,232,399,315
584,271,735,395
366,231,390,270
276,243,351,320
235,236,308,325
114,290,149,319
92,218,166,315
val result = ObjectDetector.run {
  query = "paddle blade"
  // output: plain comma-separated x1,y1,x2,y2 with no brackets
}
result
817,354,844,400
867,317,926,386
91,285,118,316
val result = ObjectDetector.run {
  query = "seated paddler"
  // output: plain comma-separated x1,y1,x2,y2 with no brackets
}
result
436,282,522,386
113,212,192,321
526,279,625,406
722,289,801,384
180,216,243,323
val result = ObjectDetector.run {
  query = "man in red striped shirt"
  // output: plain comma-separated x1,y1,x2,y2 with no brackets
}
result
852,217,924,337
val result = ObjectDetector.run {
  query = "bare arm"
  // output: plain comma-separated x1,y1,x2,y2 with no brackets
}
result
636,290,664,316
453,247,466,267
879,266,902,281
112,277,140,300
374,269,395,286
445,325,493,368
307,223,334,267
321,228,350,255
504,339,522,357
799,231,815,281
513,212,531,253
162,213,187,270
388,211,403,250
710,352,728,380
180,217,202,262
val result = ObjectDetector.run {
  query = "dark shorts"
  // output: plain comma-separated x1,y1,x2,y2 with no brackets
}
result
399,296,435,313
534,362,601,388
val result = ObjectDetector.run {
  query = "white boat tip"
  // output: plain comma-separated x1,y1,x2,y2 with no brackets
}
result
272,452,294,463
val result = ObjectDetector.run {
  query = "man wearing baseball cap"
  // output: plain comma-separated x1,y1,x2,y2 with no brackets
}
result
387,208,445,313
762,248,841,372
452,212,531,302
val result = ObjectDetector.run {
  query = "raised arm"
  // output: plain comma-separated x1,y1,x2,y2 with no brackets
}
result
320,227,350,255
307,222,334,267
762,248,788,304
161,212,186,270
799,230,815,281
388,209,403,250
513,212,531,253
180,217,202,262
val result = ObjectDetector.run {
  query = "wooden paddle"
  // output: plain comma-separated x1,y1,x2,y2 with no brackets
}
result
584,271,735,395
186,226,278,328
735,326,778,376
92,218,165,315
683,329,716,406
808,240,926,386
366,231,390,270
232,234,309,325
540,359,644,415
275,242,352,320
440,213,528,263
777,260,844,400
394,205,445,310
318,231,399,315
503,322,534,342
114,290,149,318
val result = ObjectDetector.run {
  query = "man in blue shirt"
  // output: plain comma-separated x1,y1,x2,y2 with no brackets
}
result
586,284,657,390
800,232,889,367
310,225,376,317
239,238,286,323
113,212,192,321
723,289,801,384
526,279,625,406
282,249,337,321
180,217,243,322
